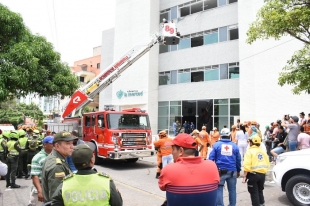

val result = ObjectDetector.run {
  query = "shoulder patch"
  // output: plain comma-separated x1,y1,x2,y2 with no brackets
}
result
98,172,110,178
56,158,62,165
64,173,74,180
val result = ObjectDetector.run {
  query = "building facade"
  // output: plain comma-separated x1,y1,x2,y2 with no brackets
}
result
100,0,310,135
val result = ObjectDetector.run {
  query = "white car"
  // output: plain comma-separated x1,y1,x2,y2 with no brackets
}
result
272,149,310,206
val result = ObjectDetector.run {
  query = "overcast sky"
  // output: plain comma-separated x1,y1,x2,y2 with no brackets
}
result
0,0,116,66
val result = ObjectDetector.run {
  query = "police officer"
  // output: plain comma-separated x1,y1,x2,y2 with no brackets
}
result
17,130,28,178
6,130,22,188
41,131,76,203
0,133,8,180
243,134,270,206
25,131,42,179
209,128,241,206
27,128,33,138
51,143,123,206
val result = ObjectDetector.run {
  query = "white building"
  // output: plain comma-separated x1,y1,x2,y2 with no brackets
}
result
18,95,60,116
100,0,310,135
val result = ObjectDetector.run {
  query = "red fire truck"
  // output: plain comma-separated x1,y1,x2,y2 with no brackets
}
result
48,23,179,163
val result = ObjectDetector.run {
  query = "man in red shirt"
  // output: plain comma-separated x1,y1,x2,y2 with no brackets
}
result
158,133,220,206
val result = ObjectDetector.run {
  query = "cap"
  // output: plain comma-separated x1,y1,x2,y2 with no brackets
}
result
43,136,54,144
250,134,261,144
72,142,96,167
265,125,270,129
10,131,19,139
300,112,305,116
290,116,299,122
220,128,230,137
53,131,78,143
165,133,197,149
158,130,167,136
251,121,257,125
213,127,217,131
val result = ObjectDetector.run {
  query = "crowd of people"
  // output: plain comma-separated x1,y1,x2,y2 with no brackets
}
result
154,113,310,206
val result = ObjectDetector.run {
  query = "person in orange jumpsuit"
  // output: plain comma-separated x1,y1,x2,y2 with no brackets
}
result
192,129,203,156
154,130,171,179
199,126,211,160
154,130,173,169
231,125,237,143
210,127,220,147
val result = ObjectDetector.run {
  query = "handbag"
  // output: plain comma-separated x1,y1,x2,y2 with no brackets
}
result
283,136,288,146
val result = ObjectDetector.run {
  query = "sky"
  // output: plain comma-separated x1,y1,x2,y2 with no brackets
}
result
0,0,116,66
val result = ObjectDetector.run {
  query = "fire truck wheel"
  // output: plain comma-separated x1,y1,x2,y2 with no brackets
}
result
126,158,139,163
94,147,103,165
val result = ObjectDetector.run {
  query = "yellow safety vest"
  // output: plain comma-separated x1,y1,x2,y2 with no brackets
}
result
19,137,28,149
7,140,19,156
243,145,270,174
61,173,110,206
0,139,5,152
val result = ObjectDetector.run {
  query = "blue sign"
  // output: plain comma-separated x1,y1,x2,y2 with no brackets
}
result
116,90,143,99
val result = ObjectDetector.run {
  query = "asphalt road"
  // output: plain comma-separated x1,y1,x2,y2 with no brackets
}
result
0,156,293,206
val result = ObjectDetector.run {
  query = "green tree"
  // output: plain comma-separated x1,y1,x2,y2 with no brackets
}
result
0,99,44,128
0,4,79,102
247,0,310,94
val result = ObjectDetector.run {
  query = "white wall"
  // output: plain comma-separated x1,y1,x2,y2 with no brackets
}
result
238,0,310,128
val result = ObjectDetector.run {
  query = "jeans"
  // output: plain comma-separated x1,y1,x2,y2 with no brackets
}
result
162,154,173,168
288,141,298,151
217,171,237,206
247,172,265,206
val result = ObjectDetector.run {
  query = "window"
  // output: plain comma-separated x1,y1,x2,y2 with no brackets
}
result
203,0,217,10
218,0,227,6
170,44,177,52
230,98,240,115
159,72,171,85
160,10,169,22
82,66,87,71
159,45,169,54
179,38,191,50
229,0,238,3
171,70,177,84
92,115,96,126
178,69,191,83
204,66,219,81
229,25,239,40
191,35,204,47
229,62,239,79
97,63,100,69
180,6,190,17
79,76,85,82
191,2,203,14
219,26,228,42
171,6,178,20
191,67,204,82
204,29,218,45
220,64,228,80
85,116,91,127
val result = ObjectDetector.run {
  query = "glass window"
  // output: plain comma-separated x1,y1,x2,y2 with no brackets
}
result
204,31,218,45
230,104,240,115
191,71,204,82
219,26,228,42
229,0,238,3
197,100,213,133
158,106,169,116
98,114,105,128
203,0,217,10
170,106,181,116
214,99,228,104
85,116,91,127
171,70,177,84
92,115,96,126
191,36,204,47
158,101,169,106
204,69,219,81
179,38,191,50
214,117,229,131
170,44,177,52
220,64,228,80
160,12,169,22
229,28,239,40
191,2,203,14
170,101,181,105
171,6,178,19
214,105,228,115
108,114,150,129
230,98,240,104
159,72,170,85
158,117,169,130
180,6,190,17
178,71,191,83
229,66,239,79
159,45,169,54
218,0,227,6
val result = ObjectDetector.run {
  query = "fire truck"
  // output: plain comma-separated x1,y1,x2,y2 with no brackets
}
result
48,23,180,163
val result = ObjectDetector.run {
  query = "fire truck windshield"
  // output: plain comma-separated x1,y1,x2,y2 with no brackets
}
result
107,114,150,130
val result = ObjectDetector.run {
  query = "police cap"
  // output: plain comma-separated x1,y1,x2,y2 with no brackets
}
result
72,142,96,168
53,131,78,143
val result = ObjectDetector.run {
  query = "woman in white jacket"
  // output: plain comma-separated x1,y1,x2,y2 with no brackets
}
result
236,124,249,160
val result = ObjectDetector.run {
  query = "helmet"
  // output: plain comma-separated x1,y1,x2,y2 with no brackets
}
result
18,130,26,137
250,134,261,144
220,128,230,137
10,131,19,139
33,129,40,135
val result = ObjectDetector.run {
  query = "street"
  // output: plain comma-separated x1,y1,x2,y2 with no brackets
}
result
0,156,292,206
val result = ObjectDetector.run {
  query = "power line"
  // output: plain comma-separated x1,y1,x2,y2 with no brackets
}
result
52,0,58,50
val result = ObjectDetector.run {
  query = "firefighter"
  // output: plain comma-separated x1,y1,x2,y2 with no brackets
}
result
6,131,22,188
154,130,173,170
17,130,28,178
154,131,165,179
25,132,42,179
199,126,211,160
192,129,203,156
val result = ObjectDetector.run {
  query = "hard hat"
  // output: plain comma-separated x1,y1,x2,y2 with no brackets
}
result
10,131,19,139
250,134,261,144
158,130,167,136
220,128,230,137
18,130,26,137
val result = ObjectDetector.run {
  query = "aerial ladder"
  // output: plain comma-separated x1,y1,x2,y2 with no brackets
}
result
62,22,180,118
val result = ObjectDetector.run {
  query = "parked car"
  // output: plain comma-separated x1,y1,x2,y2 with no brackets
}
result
272,149,310,206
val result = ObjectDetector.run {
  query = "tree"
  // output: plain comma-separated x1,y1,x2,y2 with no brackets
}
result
247,0,310,94
0,4,79,102
0,99,44,128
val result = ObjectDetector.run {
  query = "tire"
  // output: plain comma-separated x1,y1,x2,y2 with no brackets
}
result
285,174,310,206
126,158,139,163
93,144,103,165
